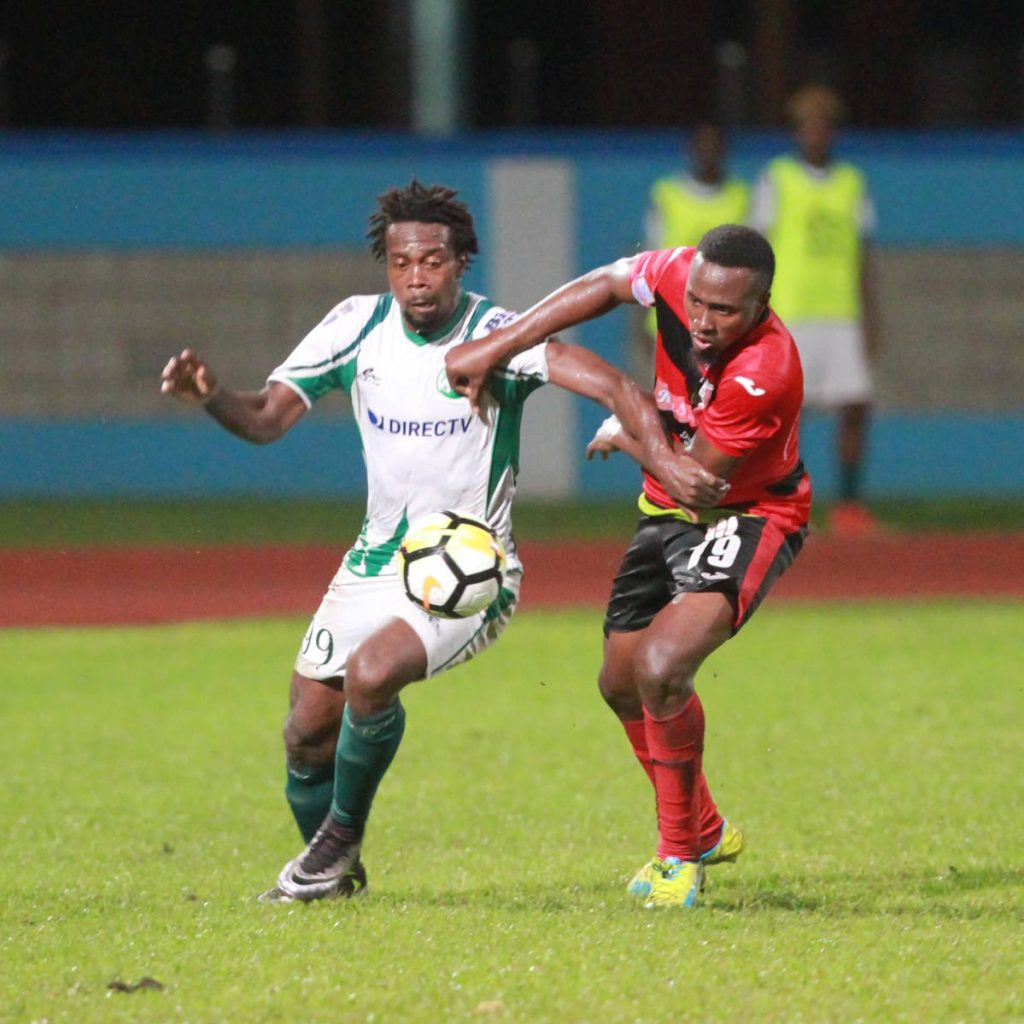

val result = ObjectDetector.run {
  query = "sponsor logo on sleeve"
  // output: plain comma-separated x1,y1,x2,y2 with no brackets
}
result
482,310,518,334
632,276,655,307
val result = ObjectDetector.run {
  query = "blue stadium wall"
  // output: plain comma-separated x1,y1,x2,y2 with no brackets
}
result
3,131,1023,501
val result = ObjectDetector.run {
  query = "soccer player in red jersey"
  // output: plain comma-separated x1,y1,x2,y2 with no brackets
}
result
446,225,810,908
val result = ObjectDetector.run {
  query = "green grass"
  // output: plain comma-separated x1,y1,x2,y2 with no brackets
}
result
2,603,1022,1022
0,495,1021,547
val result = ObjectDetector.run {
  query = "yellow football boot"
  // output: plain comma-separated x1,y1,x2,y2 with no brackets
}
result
638,857,705,909
700,820,746,866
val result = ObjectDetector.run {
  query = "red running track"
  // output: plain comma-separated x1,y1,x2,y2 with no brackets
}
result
1,533,1021,628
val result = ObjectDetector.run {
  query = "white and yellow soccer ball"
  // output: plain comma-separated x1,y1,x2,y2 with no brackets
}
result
398,511,507,619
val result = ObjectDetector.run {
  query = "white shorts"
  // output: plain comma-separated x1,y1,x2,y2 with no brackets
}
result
790,320,874,407
294,563,521,682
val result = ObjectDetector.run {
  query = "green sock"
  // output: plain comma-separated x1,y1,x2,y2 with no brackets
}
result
285,762,335,843
330,700,406,834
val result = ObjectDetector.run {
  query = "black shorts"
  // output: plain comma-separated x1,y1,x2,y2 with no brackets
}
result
604,513,807,635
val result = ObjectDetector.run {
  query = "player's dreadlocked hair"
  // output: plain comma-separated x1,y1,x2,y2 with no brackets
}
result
697,224,775,293
367,180,479,265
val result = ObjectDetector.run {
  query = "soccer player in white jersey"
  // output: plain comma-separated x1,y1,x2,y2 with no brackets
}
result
160,180,727,902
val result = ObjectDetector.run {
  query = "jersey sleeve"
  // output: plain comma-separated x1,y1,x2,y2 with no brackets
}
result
859,188,877,238
698,373,785,458
630,247,692,307
472,304,549,403
268,294,386,406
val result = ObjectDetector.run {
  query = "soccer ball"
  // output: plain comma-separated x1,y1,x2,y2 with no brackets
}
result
398,511,507,619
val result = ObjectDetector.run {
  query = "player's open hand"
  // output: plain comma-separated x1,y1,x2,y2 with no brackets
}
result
586,415,624,461
445,339,496,415
160,348,219,404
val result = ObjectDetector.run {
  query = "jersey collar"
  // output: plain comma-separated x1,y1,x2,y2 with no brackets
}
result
401,291,470,346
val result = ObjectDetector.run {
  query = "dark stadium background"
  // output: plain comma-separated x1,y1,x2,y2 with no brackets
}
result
3,1,1022,129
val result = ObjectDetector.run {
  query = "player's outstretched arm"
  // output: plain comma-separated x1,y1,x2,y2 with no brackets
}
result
546,341,729,509
446,257,638,413
160,348,306,444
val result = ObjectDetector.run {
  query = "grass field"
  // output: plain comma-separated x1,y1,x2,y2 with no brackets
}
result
2,602,1022,1023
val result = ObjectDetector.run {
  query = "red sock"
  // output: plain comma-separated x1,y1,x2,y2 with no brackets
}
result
695,772,725,854
644,693,705,861
622,719,656,787
627,709,725,856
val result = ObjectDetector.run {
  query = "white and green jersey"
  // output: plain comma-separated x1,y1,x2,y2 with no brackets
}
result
268,291,548,577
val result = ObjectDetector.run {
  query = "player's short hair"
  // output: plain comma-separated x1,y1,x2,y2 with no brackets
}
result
367,180,479,265
697,224,775,293
786,84,845,126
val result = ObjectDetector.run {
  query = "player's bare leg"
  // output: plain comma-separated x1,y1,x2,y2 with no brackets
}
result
259,672,360,902
832,401,877,536
275,619,428,902
283,671,345,841
616,591,736,906
600,622,738,860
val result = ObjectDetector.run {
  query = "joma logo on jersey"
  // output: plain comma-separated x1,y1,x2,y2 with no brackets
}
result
367,408,473,437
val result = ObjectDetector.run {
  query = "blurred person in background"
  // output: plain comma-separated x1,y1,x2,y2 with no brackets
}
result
750,85,880,537
646,123,750,290
640,124,750,370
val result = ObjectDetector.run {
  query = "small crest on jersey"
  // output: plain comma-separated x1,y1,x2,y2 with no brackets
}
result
435,367,461,399
696,380,715,409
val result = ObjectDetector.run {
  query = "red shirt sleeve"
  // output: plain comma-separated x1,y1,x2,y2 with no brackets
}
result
630,248,695,307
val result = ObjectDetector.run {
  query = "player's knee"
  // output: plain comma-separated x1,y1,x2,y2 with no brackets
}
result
633,640,696,707
283,709,338,768
597,666,641,718
343,648,402,714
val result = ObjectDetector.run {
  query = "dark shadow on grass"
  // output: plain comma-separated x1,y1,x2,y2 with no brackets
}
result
268,865,1023,918
705,865,1024,919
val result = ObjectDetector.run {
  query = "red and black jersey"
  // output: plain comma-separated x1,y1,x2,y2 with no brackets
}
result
631,247,811,533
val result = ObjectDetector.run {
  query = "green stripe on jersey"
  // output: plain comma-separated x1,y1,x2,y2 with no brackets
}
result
344,508,410,578
290,294,393,400
485,371,546,505
464,297,498,337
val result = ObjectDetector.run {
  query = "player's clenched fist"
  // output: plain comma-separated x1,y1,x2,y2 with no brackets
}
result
160,348,219,404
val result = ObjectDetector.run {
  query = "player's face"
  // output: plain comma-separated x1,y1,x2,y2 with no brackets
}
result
796,114,835,167
690,123,724,183
684,253,769,362
385,221,468,333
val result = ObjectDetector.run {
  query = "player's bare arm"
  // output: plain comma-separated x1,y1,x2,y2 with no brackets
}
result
446,257,639,412
586,416,743,475
160,348,307,444
686,429,744,480
860,242,880,360
546,340,728,509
